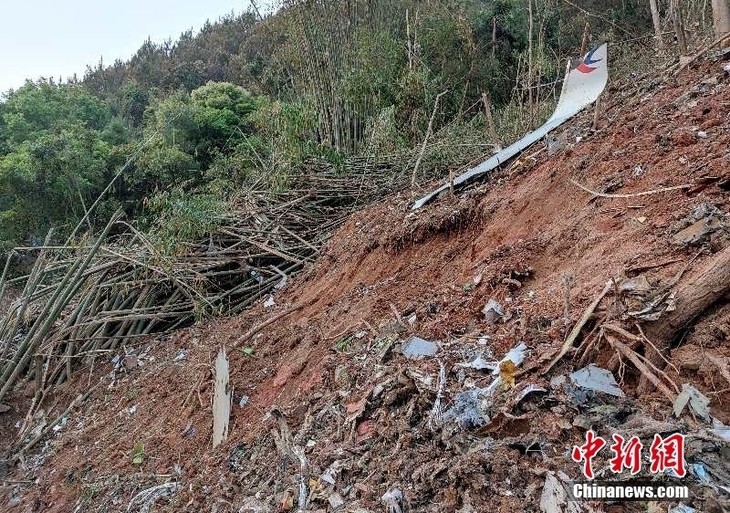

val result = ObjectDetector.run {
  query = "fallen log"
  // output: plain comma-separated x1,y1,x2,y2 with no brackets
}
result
639,245,730,392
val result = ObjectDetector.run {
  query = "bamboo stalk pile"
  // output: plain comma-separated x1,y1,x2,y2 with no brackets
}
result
0,158,409,403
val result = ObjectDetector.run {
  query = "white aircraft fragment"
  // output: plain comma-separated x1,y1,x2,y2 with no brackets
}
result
412,43,609,210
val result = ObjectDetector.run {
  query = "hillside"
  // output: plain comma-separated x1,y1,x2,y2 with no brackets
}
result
1,50,729,512
1,0,657,255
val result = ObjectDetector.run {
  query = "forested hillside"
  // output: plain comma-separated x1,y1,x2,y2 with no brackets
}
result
0,0,671,254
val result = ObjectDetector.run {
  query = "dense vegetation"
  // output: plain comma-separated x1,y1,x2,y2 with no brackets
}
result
0,0,711,255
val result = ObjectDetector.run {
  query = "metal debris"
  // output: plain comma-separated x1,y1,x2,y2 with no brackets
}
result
569,365,624,397
401,336,439,359
673,203,726,246
381,488,404,513
709,419,730,443
212,348,231,448
457,353,491,371
539,472,580,513
668,505,696,513
673,383,711,422
673,217,724,246
443,388,491,429
514,384,548,406
320,461,341,486
482,299,505,323
126,482,177,513
495,342,528,375
328,492,345,510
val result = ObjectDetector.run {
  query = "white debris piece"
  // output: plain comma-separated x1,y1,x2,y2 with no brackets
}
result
482,299,505,323
570,364,624,397
402,336,439,359
381,488,404,513
212,349,231,448
673,383,711,422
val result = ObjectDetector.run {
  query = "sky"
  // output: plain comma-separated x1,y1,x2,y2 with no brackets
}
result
0,0,259,94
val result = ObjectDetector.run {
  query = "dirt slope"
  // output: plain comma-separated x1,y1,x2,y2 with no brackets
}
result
3,59,730,513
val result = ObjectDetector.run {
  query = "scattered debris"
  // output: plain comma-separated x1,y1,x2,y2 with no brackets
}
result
327,492,345,510
381,488,404,513
401,336,439,359
673,216,724,246
212,348,231,448
126,482,177,513
539,472,575,513
672,203,726,246
457,353,492,371
493,342,528,375
673,383,711,422
514,384,548,407
482,299,506,323
710,420,730,443
569,365,624,397
668,505,696,513
443,388,491,428
320,461,341,486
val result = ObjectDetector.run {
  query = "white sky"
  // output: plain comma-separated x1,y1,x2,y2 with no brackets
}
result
0,1,264,94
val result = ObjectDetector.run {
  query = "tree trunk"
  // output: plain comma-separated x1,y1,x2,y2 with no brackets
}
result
638,245,730,392
527,0,534,121
712,0,730,38
649,0,664,48
671,0,688,55
580,21,590,56
481,92,501,151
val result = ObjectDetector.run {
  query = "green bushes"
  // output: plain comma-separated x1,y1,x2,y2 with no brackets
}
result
0,82,126,250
